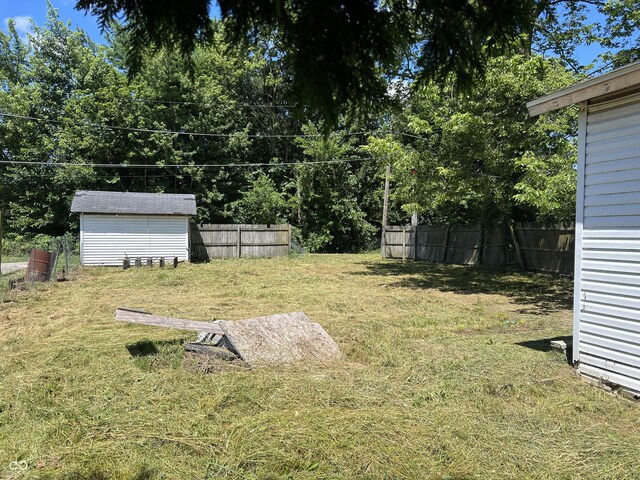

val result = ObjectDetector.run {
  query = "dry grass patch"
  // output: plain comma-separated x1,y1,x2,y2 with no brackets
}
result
0,254,638,479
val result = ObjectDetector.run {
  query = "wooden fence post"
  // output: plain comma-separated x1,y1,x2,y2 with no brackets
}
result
237,225,241,258
477,226,485,266
442,225,451,263
288,224,292,254
402,226,407,262
509,222,525,269
381,228,387,259
413,225,418,260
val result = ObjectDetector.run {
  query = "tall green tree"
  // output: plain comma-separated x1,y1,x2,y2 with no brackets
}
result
387,55,578,226
0,9,107,234
5,0,634,250
294,124,376,252
74,0,640,124
227,172,289,225
531,0,640,71
0,6,384,252
76,0,540,124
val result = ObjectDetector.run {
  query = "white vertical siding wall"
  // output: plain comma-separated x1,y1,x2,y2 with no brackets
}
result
577,92,640,394
81,214,189,266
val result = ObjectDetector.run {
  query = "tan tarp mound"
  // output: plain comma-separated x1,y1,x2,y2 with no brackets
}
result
116,308,342,366
217,312,342,365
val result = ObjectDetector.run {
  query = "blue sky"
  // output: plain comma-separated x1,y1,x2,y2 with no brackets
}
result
1,0,106,42
0,0,623,70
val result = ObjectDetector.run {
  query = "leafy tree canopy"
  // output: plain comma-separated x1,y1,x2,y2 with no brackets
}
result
388,55,579,226
75,0,540,124
2,1,638,252
0,5,382,252
533,0,640,72
227,173,289,226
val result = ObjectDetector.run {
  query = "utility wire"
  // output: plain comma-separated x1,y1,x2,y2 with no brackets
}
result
134,98,297,108
0,112,374,139
0,111,430,141
400,132,431,141
0,155,387,169
67,92,297,108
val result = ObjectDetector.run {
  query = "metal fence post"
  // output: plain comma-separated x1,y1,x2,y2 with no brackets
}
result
62,234,70,277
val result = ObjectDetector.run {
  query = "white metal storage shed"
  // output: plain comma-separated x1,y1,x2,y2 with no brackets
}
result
528,62,640,397
71,191,196,266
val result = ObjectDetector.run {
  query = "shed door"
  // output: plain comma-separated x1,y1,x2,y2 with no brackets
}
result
577,93,640,394
81,215,188,266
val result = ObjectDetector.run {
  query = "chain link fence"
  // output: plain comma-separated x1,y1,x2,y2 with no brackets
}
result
1,233,79,301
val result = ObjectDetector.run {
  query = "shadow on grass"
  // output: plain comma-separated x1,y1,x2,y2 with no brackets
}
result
126,339,186,373
516,335,573,364
126,340,159,357
126,339,184,357
355,261,573,314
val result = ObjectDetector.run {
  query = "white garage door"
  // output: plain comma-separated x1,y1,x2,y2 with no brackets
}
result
576,93,640,394
81,214,189,266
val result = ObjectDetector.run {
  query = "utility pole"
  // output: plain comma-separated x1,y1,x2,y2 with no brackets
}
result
0,209,3,275
381,162,390,258
382,116,394,259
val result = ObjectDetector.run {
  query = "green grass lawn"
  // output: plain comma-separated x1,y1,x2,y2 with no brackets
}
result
0,254,637,479
0,270,26,302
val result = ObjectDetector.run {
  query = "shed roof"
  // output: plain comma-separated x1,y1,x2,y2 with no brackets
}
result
527,61,640,117
71,191,197,216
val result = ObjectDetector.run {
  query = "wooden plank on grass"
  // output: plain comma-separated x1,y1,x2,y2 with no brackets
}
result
184,343,239,361
115,307,225,335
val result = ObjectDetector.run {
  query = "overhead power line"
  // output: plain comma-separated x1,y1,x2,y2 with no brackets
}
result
135,98,297,108
399,132,430,141
0,156,387,169
0,111,431,141
0,112,374,139
67,92,297,108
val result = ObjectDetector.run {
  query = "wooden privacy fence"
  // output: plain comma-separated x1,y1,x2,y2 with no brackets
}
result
510,222,575,274
190,224,292,261
383,225,513,266
383,223,575,273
